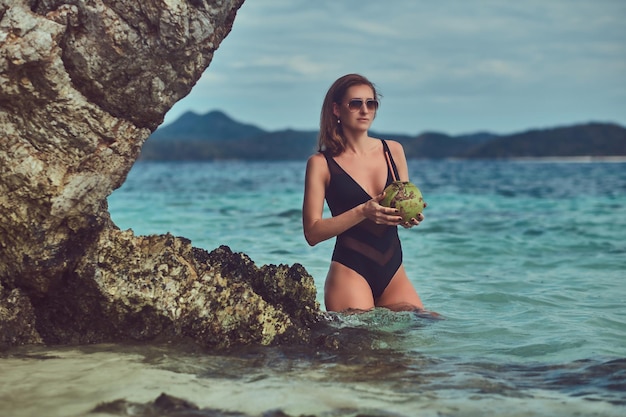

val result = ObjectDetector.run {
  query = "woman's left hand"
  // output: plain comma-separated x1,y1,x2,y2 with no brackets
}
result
401,212,425,229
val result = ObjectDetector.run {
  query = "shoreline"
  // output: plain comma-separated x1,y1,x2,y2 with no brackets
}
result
440,155,626,163
505,155,626,163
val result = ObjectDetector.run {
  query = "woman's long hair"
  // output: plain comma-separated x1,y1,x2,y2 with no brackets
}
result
318,74,380,156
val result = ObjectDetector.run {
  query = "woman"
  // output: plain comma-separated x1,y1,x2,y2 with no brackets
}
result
302,73,426,313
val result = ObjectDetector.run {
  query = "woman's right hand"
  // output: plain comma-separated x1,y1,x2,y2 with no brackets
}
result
361,192,403,225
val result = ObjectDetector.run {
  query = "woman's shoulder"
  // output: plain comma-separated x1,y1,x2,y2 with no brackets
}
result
306,152,330,171
306,152,331,183
307,151,328,164
379,138,405,153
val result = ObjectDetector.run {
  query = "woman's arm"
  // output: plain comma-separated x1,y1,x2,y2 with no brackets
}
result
302,153,401,246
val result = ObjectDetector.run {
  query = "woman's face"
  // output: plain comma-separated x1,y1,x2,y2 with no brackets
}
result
334,84,377,132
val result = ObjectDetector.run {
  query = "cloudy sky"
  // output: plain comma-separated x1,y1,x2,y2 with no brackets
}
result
163,0,625,136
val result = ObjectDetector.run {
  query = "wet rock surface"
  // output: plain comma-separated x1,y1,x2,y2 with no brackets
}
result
92,393,314,417
0,0,323,349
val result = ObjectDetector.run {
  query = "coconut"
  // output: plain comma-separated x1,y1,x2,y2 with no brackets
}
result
380,181,425,222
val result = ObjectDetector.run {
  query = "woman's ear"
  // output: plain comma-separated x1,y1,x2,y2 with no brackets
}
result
332,102,340,118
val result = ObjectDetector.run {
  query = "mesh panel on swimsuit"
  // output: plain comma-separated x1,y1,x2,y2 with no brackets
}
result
323,139,403,299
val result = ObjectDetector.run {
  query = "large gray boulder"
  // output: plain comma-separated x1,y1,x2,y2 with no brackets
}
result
0,0,322,349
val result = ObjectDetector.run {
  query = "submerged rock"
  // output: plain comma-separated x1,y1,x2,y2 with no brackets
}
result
92,393,299,417
0,0,322,349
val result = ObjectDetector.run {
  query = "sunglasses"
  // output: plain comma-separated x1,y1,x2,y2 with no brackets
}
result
345,99,379,112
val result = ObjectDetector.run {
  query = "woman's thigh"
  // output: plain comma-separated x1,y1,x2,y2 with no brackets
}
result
376,265,424,311
324,261,375,312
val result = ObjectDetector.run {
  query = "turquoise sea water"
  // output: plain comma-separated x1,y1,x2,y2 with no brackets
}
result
2,159,625,416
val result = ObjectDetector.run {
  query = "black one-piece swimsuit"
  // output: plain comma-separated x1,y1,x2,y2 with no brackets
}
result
323,139,402,300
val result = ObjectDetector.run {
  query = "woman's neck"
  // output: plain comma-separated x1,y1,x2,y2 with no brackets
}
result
342,132,378,156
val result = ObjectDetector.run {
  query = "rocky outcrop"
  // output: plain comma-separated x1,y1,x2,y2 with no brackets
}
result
33,233,320,347
0,0,322,349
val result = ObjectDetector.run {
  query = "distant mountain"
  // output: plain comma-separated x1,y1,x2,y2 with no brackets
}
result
140,111,626,160
148,110,266,142
461,122,626,158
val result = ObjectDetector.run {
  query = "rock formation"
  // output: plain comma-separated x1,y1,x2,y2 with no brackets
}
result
0,0,322,349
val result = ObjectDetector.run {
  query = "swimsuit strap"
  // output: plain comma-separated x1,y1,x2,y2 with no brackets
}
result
381,139,400,182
